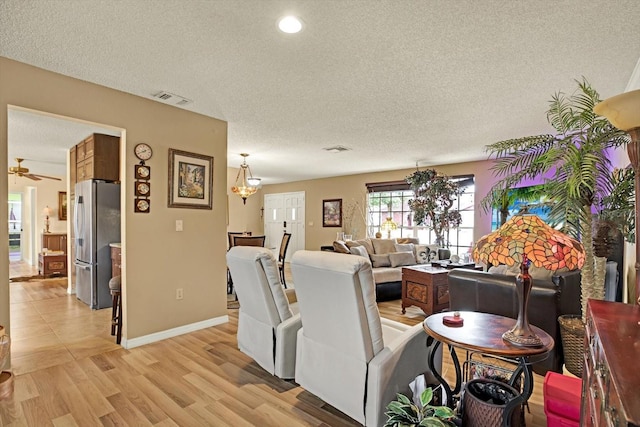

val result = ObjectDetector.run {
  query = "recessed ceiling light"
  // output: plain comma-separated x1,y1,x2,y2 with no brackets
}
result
278,15,303,34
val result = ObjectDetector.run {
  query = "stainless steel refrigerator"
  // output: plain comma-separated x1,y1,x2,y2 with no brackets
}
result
74,180,121,309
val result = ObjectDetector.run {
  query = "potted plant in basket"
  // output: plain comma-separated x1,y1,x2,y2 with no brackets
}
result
481,78,632,376
384,388,458,427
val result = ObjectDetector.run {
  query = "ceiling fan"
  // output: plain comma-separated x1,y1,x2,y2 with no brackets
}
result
8,158,61,181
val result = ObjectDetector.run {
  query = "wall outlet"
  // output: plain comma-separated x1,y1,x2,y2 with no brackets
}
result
175,220,183,232
176,288,184,300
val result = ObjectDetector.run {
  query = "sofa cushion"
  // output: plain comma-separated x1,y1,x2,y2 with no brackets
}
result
372,267,402,284
372,238,397,255
395,243,414,253
333,240,350,254
370,254,391,268
389,251,416,267
346,238,374,255
350,245,370,260
397,237,420,245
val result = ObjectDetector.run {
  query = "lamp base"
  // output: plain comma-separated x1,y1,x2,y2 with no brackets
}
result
502,329,543,347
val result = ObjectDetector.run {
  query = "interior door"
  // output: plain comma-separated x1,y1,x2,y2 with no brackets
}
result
264,191,305,261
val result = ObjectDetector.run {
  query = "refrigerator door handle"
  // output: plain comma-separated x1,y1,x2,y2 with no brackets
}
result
74,261,91,270
75,194,84,247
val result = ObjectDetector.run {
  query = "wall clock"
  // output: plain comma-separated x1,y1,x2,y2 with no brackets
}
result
135,164,151,180
135,181,151,197
135,198,150,213
134,143,153,163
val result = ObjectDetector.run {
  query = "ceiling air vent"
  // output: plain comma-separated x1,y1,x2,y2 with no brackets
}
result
323,145,351,153
152,91,193,106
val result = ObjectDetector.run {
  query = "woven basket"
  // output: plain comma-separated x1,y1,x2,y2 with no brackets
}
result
463,378,521,427
558,314,585,378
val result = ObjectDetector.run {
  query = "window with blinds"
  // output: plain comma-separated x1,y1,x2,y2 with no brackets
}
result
365,175,475,255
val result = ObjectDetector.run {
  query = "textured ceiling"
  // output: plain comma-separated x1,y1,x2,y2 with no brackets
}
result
1,1,639,183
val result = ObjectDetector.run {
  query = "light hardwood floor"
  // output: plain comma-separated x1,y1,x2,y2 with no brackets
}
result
1,265,548,426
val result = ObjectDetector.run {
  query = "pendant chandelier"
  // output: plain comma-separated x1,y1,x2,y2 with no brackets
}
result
231,153,261,204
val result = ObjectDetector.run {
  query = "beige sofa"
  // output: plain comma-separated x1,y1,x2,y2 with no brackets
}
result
332,237,442,300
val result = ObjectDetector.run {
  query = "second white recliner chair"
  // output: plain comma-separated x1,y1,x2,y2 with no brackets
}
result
291,250,442,427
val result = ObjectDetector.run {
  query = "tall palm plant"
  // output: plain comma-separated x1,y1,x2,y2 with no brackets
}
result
483,78,629,320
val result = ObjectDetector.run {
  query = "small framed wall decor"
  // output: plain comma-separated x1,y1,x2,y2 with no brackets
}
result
135,181,151,197
322,199,342,227
58,191,67,220
168,148,213,209
135,198,150,213
135,164,151,180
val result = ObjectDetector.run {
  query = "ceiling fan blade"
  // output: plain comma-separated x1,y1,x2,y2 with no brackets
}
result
22,174,43,181
29,174,61,181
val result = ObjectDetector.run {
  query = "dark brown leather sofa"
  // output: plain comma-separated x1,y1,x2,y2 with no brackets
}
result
447,268,581,375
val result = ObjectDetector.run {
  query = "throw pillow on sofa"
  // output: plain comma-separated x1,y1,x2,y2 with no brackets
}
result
372,238,398,255
333,240,350,254
345,239,374,255
389,251,416,267
370,254,391,268
395,243,415,253
350,245,370,260
414,244,440,264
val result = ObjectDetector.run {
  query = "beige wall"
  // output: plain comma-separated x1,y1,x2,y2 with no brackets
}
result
226,167,264,237
1,57,228,347
259,159,499,252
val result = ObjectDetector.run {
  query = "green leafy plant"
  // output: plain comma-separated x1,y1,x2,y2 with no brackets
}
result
482,78,630,321
406,169,463,247
384,388,457,427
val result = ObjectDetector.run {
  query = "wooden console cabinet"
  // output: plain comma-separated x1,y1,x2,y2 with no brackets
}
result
401,265,450,315
581,299,640,426
38,253,67,277
42,232,67,253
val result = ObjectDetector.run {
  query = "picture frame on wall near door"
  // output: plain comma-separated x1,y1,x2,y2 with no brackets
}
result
58,191,67,220
322,199,342,227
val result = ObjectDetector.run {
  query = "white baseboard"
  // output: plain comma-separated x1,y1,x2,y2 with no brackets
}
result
122,315,229,349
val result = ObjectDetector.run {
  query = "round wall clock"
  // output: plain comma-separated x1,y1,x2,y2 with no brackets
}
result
135,181,151,197
135,198,150,213
134,143,153,162
135,165,151,180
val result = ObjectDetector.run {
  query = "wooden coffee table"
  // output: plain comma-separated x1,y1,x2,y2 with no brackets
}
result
401,265,450,315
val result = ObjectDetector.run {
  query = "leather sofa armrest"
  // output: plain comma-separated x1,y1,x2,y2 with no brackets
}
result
553,270,581,316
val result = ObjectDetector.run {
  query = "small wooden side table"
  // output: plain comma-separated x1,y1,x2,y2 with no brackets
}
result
401,265,450,315
423,311,554,426
38,253,67,277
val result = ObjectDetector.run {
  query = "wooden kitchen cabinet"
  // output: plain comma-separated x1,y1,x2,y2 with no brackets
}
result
73,133,120,183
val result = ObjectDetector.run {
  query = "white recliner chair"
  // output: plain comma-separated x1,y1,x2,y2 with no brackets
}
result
226,246,301,379
291,250,442,427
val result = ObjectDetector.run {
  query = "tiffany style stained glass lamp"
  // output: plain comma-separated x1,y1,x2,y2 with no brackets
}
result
473,214,585,347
